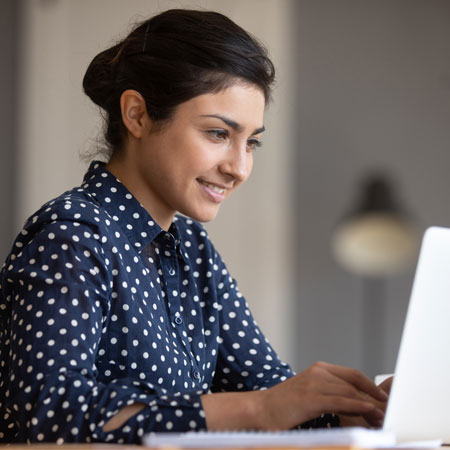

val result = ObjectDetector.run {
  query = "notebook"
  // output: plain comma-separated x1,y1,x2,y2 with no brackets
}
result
143,427,397,448
144,226,449,448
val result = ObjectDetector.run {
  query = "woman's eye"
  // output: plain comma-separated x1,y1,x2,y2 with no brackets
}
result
247,138,263,150
206,129,228,141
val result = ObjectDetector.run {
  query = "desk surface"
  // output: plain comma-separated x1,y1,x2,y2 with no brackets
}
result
0,446,401,450
0,446,436,450
1,447,139,450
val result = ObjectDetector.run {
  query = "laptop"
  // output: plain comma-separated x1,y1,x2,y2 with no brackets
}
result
383,225,450,443
144,226,449,448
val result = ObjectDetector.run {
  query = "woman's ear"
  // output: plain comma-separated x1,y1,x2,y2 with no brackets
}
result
120,90,149,139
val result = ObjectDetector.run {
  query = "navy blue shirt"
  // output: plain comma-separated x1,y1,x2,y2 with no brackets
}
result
0,162,294,443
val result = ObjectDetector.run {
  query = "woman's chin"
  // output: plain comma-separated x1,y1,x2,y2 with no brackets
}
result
182,206,221,223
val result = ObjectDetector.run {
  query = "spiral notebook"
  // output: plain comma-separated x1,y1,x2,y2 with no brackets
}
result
143,427,396,449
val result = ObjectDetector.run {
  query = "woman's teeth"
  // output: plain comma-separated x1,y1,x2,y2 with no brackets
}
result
203,182,224,194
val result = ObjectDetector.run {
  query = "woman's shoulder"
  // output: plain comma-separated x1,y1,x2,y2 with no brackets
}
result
17,186,111,245
37,185,110,219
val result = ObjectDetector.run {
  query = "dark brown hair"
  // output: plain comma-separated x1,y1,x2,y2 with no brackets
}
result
82,9,275,153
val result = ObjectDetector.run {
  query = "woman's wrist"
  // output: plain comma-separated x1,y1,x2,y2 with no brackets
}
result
201,389,267,431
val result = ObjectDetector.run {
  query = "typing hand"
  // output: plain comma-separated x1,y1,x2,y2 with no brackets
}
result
340,376,393,428
259,361,388,430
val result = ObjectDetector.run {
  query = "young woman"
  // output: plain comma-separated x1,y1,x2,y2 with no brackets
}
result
0,9,389,444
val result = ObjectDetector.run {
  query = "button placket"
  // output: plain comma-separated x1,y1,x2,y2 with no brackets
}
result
160,243,189,333
158,231,202,381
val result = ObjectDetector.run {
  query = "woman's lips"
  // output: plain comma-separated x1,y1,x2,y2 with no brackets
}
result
197,179,227,203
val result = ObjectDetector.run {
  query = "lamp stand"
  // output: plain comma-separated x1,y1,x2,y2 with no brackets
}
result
362,277,385,379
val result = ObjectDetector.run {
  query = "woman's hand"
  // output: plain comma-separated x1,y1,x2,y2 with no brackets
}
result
258,361,388,430
340,375,393,428
202,361,388,431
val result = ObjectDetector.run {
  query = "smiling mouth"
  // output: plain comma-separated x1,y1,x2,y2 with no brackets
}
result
203,183,225,194
197,179,228,202
200,181,224,194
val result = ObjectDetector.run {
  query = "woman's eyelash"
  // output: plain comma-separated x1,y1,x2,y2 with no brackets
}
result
206,129,262,149
206,129,228,140
247,139,263,149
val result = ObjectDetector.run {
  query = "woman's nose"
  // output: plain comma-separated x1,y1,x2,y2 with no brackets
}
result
219,144,252,183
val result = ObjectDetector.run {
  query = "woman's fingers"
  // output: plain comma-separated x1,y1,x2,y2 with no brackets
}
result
320,382,386,424
320,361,389,402
340,412,382,429
316,394,385,428
317,394,383,418
322,381,376,406
319,363,389,427
378,376,394,395
261,361,390,430
302,362,389,428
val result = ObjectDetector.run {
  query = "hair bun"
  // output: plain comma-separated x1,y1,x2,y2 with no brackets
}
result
82,42,122,110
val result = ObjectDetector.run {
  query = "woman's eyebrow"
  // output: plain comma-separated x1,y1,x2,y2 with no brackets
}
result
200,114,265,135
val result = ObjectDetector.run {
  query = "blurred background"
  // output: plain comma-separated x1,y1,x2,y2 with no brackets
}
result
1,0,450,378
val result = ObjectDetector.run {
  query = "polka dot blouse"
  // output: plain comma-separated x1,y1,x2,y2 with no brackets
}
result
0,162,294,443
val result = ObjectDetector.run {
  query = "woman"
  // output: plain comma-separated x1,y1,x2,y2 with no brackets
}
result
0,9,388,444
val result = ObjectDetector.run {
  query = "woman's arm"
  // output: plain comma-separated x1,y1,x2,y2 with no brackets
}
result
103,361,386,433
202,361,387,431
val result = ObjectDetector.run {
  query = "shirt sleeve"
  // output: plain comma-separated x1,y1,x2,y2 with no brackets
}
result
1,217,206,444
208,244,295,393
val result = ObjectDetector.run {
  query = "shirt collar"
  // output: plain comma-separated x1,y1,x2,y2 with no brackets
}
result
82,161,181,253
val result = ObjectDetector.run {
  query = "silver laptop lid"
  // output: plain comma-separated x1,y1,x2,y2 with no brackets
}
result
383,226,450,443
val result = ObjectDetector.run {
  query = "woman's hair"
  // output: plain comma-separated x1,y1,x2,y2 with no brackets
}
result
82,9,275,154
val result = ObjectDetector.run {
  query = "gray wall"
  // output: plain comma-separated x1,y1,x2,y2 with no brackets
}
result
0,0,19,262
291,0,450,376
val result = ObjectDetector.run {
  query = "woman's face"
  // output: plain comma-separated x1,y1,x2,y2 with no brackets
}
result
130,83,266,229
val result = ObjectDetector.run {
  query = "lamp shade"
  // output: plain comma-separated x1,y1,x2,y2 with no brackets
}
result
331,175,419,278
331,212,418,277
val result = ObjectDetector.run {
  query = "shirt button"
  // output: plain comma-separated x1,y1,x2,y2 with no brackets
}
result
192,370,201,380
174,316,183,325
168,268,176,276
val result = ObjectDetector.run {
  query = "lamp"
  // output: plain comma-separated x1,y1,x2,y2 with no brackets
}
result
331,175,419,278
331,173,419,377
